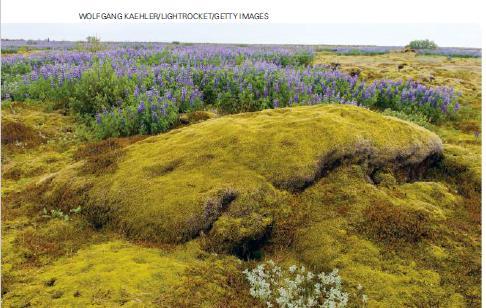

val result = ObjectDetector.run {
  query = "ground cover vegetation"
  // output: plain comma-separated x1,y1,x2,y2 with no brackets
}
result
1,39,481,307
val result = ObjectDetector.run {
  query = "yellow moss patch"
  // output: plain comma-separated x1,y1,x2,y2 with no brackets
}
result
2,241,190,307
1,102,80,196
2,240,254,307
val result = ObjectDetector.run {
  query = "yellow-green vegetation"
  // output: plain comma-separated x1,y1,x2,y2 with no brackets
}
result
1,103,79,195
314,51,481,114
36,105,442,245
2,240,257,307
2,52,481,307
293,165,478,306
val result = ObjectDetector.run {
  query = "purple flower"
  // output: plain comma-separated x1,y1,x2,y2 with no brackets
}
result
137,102,145,113
273,99,279,108
454,102,460,112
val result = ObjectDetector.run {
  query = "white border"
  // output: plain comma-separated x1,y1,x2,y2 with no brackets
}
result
1,0,485,23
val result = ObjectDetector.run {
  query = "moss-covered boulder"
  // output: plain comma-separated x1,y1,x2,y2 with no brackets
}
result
40,105,442,245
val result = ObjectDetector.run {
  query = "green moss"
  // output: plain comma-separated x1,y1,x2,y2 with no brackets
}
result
294,217,448,306
2,241,186,306
2,52,481,307
288,162,479,306
45,104,442,243
1,102,80,196
2,240,254,307
398,181,457,210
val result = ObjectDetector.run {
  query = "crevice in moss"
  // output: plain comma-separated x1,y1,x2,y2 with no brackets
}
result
202,211,274,260
274,148,443,194
144,159,183,177
230,223,273,260
183,189,238,241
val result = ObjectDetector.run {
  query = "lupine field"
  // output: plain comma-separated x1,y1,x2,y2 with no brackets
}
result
1,40,482,307
1,44,465,138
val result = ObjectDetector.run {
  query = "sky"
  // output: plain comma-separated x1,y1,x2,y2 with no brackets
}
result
1,23,481,47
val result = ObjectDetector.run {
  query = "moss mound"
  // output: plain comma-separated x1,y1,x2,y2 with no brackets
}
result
40,105,442,245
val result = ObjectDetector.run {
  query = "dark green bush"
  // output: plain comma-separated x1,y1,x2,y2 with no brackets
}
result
70,61,132,116
407,39,438,50
92,100,179,139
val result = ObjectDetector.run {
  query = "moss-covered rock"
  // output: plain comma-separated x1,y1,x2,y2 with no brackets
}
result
38,104,442,244
2,102,480,307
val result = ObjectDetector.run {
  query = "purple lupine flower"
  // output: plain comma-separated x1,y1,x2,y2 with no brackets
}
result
454,102,460,112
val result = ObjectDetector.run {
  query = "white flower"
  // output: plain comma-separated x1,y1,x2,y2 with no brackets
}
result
307,271,314,281
244,261,350,308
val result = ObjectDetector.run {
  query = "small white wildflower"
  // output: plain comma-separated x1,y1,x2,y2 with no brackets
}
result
244,261,351,308
307,271,314,281
295,274,304,285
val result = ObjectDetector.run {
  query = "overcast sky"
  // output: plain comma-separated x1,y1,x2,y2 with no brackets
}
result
2,23,481,47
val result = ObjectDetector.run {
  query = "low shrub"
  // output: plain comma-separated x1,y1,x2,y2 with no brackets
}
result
92,99,179,139
2,45,460,139
407,39,438,50
382,108,432,129
70,61,132,116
